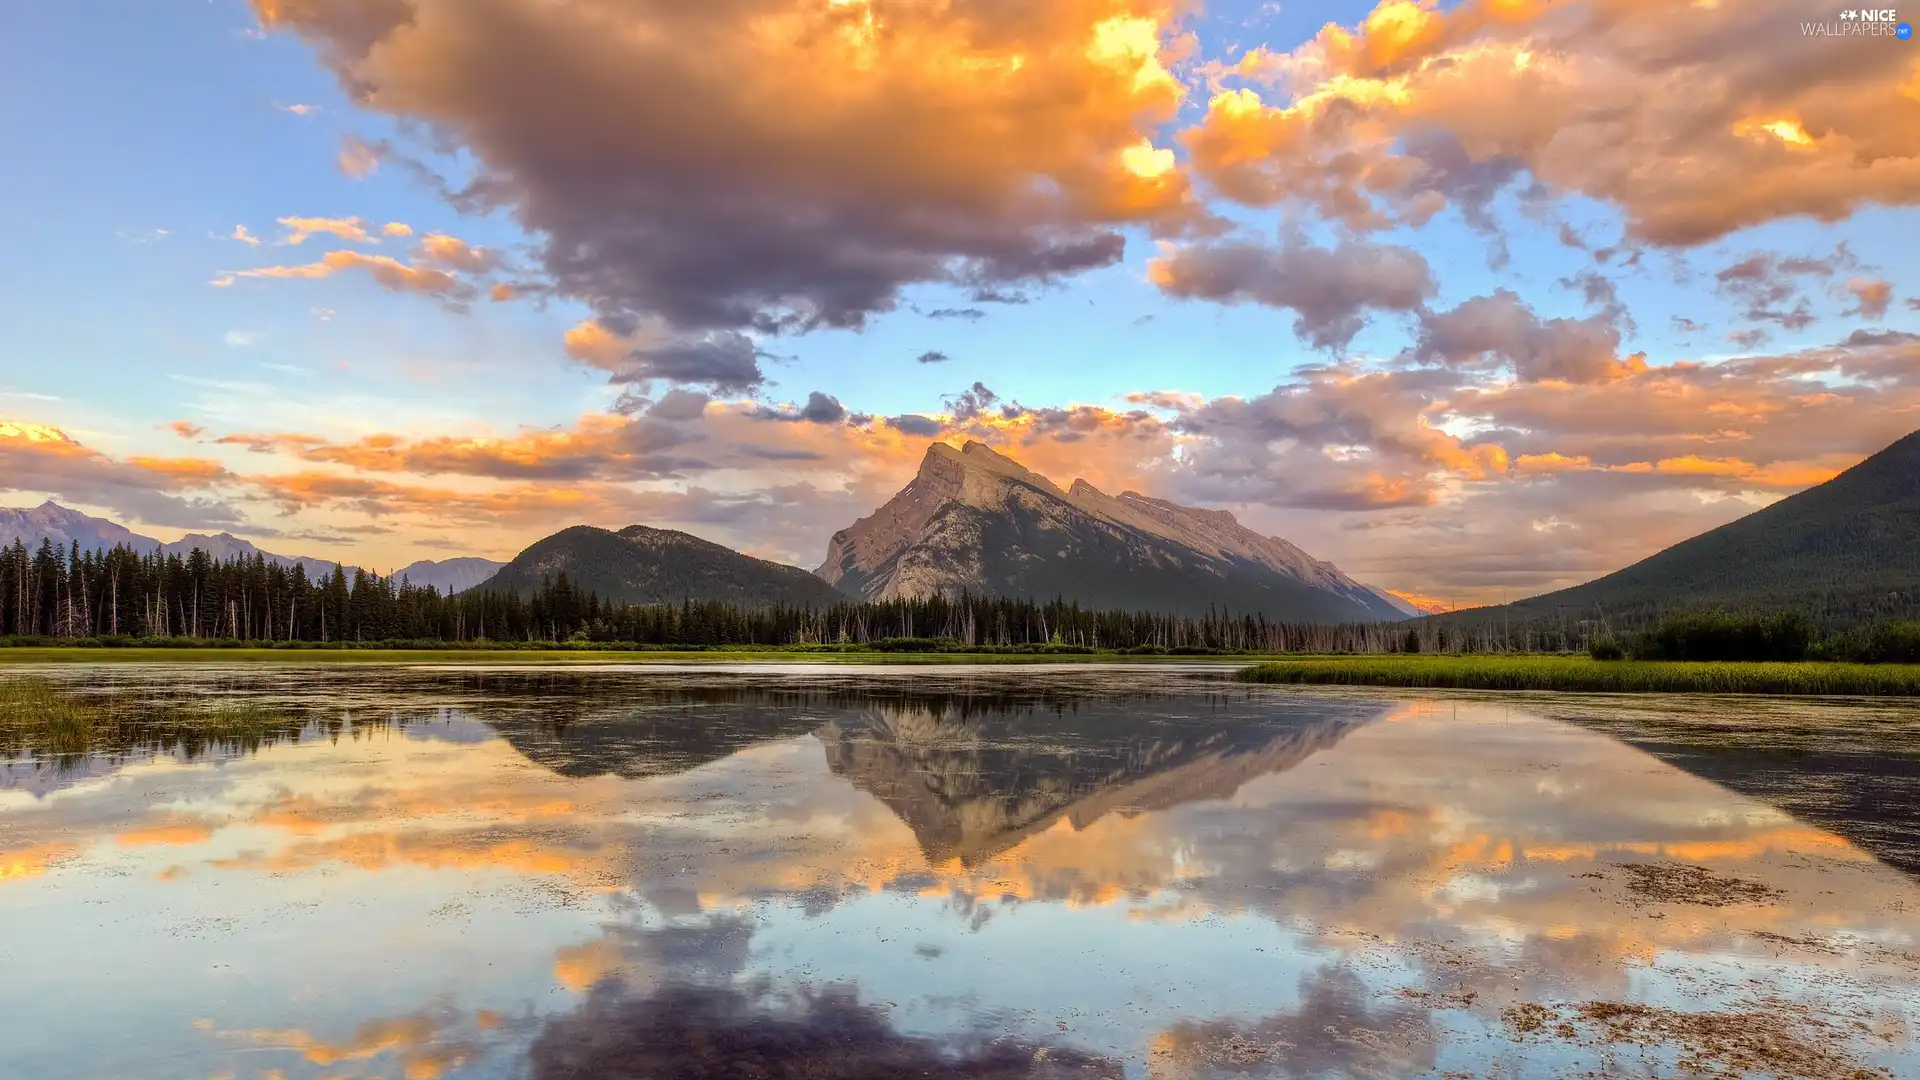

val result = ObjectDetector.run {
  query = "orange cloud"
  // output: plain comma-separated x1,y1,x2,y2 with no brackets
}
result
117,823,217,848
275,216,372,245
229,250,464,298
0,843,79,883
1183,0,1920,244
252,0,1211,338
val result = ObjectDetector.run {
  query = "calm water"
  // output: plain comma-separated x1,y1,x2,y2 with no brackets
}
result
4,665,1919,1080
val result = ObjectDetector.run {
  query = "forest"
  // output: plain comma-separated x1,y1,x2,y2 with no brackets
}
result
5,537,1916,660
0,537,1439,652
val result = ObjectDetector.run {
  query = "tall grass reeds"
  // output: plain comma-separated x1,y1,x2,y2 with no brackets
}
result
1235,655,1920,696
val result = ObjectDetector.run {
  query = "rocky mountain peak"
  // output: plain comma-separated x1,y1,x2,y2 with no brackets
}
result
814,440,1412,620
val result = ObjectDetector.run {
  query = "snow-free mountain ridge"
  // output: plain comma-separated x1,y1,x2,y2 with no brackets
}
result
815,441,1413,621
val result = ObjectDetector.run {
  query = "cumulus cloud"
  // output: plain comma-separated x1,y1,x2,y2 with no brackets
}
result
1182,0,1920,245
1408,290,1645,384
916,351,952,365
254,0,1210,345
752,392,849,425
1148,234,1435,350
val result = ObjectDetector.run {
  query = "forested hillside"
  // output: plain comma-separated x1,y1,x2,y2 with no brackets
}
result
1429,429,1920,642
478,525,847,609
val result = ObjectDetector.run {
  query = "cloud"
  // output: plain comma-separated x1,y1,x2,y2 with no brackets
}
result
168,421,205,440
921,308,984,322
915,351,952,365
1408,290,1645,384
252,0,1210,343
528,981,1121,1080
564,319,766,395
752,392,849,425
416,233,498,271
230,225,260,247
1845,278,1894,320
0,420,247,530
1712,246,1861,337
223,330,261,348
1148,234,1435,350
337,133,379,178
276,102,318,116
276,216,374,245
887,415,942,437
229,250,468,301
382,222,412,237
1181,0,1920,245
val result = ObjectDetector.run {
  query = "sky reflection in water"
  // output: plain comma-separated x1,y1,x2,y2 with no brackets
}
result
1,666,1917,1080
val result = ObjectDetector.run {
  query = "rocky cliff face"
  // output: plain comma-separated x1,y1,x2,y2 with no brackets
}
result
815,442,1410,622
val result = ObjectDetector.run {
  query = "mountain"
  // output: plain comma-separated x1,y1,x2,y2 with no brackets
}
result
476,524,848,608
0,501,160,555
0,500,489,591
814,441,1410,622
1435,429,1920,630
819,698,1376,866
395,557,506,595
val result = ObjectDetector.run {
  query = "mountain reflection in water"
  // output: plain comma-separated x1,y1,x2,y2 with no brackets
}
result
1,666,1917,1080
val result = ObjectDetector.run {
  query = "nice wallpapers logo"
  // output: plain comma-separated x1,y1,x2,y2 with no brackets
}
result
1804,9,1913,36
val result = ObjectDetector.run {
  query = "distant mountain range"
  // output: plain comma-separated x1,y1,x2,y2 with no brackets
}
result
0,500,502,594
474,524,848,608
814,441,1415,622
1432,428,1920,631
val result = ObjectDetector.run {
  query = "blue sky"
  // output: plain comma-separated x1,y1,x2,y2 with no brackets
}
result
2,0,1916,605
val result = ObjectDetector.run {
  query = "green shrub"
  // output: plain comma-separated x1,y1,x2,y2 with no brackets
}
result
1629,611,1811,662
1588,633,1625,661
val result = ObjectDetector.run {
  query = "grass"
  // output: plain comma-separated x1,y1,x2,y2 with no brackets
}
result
1235,655,1920,696
0,675,306,757
0,647,1266,666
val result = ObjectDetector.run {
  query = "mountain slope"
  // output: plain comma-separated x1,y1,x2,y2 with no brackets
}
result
395,557,506,594
0,501,160,555
815,441,1409,622
1437,428,1920,629
0,500,490,588
477,524,848,608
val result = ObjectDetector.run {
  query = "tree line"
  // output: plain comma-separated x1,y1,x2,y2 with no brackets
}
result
0,537,1451,651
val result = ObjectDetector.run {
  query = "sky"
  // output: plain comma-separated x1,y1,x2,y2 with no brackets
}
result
1,0,1917,609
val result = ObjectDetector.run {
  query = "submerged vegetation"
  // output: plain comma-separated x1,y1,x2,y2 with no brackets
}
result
1235,656,1920,696
0,675,307,758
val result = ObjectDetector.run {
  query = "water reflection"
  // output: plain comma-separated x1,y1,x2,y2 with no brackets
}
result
1,667,1917,1080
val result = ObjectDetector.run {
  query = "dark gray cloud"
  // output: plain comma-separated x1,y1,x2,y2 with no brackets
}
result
606,331,767,395
942,382,1001,423
529,979,1121,1080
921,308,984,321
916,351,952,365
1558,270,1633,334
647,389,713,422
887,415,942,437
1714,244,1861,334
1409,290,1630,384
1671,316,1706,334
752,392,849,425
968,287,1032,305
1151,234,1436,350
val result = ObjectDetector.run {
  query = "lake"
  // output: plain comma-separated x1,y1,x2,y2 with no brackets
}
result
3,665,1918,1079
